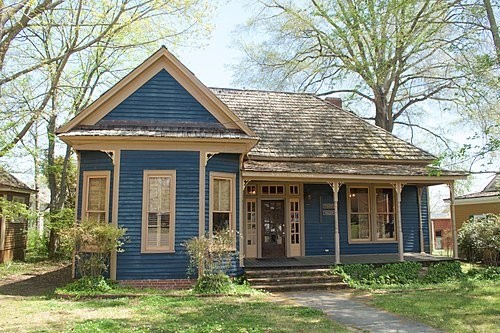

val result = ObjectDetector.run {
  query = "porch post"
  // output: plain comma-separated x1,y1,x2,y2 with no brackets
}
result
448,181,459,259
328,181,343,265
417,186,425,254
392,182,405,262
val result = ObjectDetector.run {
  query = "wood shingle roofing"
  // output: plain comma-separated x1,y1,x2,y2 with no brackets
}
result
0,168,34,192
211,88,435,161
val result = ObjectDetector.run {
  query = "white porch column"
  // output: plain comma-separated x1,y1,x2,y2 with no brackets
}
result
417,186,425,254
448,181,459,259
392,182,405,262
328,181,343,265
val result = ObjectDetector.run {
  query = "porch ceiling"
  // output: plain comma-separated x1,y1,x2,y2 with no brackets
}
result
242,160,467,184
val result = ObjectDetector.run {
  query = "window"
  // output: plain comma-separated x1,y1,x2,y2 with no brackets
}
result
246,185,257,195
142,170,176,253
261,185,284,195
246,199,257,246
210,172,236,247
290,199,300,244
82,171,110,223
376,188,395,240
289,185,299,195
348,186,396,242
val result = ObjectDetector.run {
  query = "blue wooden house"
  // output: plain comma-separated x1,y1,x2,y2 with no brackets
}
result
58,48,464,288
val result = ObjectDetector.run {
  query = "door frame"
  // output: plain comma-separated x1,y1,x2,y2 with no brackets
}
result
260,199,286,258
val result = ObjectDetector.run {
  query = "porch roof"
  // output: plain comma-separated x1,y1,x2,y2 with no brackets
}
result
242,160,466,183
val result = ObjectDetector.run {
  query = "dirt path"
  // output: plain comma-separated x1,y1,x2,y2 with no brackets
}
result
0,263,72,296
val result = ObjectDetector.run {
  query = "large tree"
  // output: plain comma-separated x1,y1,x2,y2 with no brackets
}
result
234,0,492,134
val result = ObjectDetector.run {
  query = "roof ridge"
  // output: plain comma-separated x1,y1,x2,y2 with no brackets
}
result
209,87,316,96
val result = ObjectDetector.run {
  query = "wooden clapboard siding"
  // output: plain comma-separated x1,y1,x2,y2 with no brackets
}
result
99,70,220,124
77,151,114,222
303,184,335,255
205,153,241,276
116,150,199,280
303,184,429,256
0,192,30,263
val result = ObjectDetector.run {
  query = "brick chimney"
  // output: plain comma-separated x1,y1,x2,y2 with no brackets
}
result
325,97,342,109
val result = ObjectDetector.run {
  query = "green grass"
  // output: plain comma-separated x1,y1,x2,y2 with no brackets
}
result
0,293,349,332
370,279,500,333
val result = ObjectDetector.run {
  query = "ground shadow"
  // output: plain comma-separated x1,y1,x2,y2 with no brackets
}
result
0,265,72,296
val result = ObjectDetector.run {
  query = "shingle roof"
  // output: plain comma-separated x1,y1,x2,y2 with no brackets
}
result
211,88,435,161
456,173,500,200
0,168,34,192
244,160,465,177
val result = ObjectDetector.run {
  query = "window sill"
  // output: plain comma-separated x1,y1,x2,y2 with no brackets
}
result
141,249,175,254
348,240,398,245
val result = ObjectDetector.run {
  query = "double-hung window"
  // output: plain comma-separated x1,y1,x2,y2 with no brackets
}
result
348,186,396,242
82,171,110,223
210,172,236,249
142,170,176,253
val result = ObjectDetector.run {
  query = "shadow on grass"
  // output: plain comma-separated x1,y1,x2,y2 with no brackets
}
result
0,265,72,296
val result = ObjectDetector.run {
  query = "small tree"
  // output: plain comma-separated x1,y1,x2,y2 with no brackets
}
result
60,219,126,278
458,214,499,265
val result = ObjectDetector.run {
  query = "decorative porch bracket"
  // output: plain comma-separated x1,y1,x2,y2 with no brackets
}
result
205,152,220,166
447,181,459,259
328,181,343,265
392,182,405,262
417,186,425,254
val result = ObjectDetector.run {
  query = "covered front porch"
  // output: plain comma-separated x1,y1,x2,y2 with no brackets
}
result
243,253,454,268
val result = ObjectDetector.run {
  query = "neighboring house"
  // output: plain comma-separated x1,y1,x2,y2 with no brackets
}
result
57,48,465,287
0,169,35,263
430,217,452,253
453,173,500,230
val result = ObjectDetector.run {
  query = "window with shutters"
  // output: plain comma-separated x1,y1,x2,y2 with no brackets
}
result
210,172,236,249
142,170,176,253
82,171,110,223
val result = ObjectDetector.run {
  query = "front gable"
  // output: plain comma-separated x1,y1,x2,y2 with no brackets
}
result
98,69,220,125
58,47,254,136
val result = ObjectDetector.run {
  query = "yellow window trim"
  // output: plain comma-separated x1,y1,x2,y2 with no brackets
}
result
209,171,237,250
81,171,111,223
141,170,176,254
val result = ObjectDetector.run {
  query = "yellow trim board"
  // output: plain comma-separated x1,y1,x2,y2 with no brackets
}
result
58,47,255,137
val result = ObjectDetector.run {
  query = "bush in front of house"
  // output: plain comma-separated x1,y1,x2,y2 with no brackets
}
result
423,261,464,283
458,214,499,265
184,231,238,294
60,219,127,278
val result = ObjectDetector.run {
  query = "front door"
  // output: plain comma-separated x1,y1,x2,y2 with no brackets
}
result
262,200,285,257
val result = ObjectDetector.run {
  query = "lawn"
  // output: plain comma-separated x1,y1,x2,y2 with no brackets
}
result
0,293,349,332
369,279,500,333
0,260,68,279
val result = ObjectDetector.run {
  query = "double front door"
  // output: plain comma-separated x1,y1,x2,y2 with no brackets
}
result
261,200,285,257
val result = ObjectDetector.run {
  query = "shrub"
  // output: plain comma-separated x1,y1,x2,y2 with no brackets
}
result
60,219,126,278
458,214,499,265
377,262,422,284
26,229,49,262
192,273,234,294
466,266,500,281
62,276,117,294
423,261,464,283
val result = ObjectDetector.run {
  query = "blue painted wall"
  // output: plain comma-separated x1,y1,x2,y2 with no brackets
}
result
205,153,242,276
98,70,221,125
77,151,114,222
116,150,199,280
303,184,429,256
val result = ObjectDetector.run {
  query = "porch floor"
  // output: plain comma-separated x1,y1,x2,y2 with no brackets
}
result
243,253,453,268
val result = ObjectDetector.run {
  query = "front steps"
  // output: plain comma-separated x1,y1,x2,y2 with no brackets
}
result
245,267,348,292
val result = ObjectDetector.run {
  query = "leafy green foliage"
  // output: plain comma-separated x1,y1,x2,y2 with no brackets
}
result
0,197,35,222
62,276,118,294
26,229,49,262
333,262,422,286
60,219,126,278
423,261,464,283
466,266,500,281
458,214,499,265
192,273,234,294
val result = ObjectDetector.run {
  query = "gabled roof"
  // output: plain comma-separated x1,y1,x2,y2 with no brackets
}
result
0,168,35,193
455,173,500,201
212,88,435,162
57,47,255,137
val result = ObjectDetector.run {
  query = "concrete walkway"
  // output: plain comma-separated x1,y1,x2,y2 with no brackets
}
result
278,290,442,333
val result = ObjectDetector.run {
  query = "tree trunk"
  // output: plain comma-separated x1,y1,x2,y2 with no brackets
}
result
483,0,500,63
373,90,394,132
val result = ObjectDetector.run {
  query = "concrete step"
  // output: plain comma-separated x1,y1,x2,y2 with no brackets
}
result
247,275,343,285
245,268,332,278
251,281,349,292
